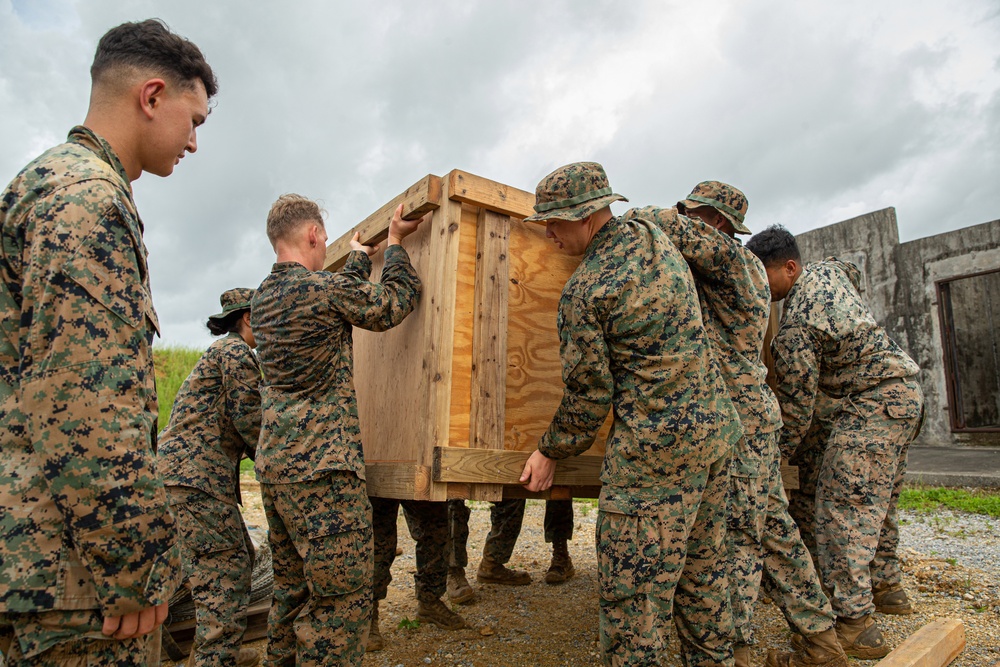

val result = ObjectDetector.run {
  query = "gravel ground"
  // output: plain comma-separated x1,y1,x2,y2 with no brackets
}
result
171,479,1000,666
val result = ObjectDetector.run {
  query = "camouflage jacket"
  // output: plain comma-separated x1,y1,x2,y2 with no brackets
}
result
158,333,261,505
0,126,181,618
252,246,420,484
773,257,920,451
538,212,742,513
626,207,783,476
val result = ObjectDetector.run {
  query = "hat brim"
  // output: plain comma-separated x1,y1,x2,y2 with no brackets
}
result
681,199,752,235
208,303,251,322
523,193,628,223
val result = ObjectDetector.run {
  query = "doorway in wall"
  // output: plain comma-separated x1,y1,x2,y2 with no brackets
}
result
938,269,1000,431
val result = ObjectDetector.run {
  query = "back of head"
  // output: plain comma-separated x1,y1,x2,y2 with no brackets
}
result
679,181,751,235
206,287,254,335
745,224,800,267
91,19,218,100
267,194,324,247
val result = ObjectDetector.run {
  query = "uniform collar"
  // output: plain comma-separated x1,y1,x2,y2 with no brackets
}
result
67,125,131,188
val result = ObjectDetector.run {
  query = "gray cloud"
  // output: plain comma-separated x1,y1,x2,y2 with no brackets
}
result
1,0,998,347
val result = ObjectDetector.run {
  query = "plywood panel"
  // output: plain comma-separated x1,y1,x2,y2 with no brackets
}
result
504,217,608,456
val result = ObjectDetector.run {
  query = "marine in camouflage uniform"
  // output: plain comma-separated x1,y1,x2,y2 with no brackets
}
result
519,163,743,667
446,499,531,594
251,195,422,667
666,183,844,667
747,225,924,660
369,498,464,651
157,288,262,667
0,20,215,666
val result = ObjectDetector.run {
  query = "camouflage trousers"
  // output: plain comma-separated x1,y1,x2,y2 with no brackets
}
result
447,498,525,567
544,499,574,543
815,378,923,619
260,472,372,667
598,454,733,667
167,486,253,667
726,431,835,646
0,610,160,666
372,498,449,603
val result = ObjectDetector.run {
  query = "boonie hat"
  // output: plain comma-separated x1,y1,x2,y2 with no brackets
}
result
523,161,628,223
680,181,751,235
208,288,254,322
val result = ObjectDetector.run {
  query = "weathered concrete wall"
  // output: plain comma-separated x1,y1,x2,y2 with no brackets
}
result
796,209,1000,447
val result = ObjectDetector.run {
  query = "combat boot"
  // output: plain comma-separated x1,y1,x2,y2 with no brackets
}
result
366,603,384,652
237,648,261,667
769,629,848,666
416,598,467,630
476,556,531,585
544,539,575,585
447,566,477,604
835,614,890,660
734,644,751,667
873,583,914,615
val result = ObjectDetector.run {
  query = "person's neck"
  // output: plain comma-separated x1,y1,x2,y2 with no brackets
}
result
275,248,317,271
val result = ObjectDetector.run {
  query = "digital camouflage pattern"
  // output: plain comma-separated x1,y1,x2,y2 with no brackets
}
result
447,499,525,567
261,472,372,667
537,206,742,666
772,258,920,453
772,258,923,619
679,181,752,235
0,612,160,666
638,206,835,645
522,162,628,223
167,487,252,667
373,499,449,603
0,126,181,659
158,332,261,505
252,244,418,665
251,246,420,483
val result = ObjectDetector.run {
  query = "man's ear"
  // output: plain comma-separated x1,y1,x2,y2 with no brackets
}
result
139,79,168,120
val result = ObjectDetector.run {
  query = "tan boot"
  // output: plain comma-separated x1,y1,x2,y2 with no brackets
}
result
416,598,467,630
873,583,914,615
366,603,384,652
734,644,751,667
769,629,848,666
835,615,890,660
476,556,531,585
236,648,261,667
447,566,477,604
544,539,576,585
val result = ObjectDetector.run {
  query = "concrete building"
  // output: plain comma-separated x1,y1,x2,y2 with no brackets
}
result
795,209,1000,447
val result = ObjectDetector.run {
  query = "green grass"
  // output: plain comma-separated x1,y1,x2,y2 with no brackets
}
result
898,486,1000,518
153,345,204,432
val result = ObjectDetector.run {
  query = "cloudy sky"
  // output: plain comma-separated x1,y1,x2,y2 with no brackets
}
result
2,0,998,348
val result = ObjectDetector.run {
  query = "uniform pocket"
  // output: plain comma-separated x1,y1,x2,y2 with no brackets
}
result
173,494,243,556
597,511,656,602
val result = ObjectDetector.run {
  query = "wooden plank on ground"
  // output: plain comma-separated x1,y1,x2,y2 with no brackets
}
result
874,618,965,667
448,170,535,220
434,446,601,486
325,174,442,272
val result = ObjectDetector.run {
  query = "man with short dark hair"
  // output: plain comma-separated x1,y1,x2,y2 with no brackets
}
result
0,18,217,665
746,225,924,660
252,195,423,666
519,162,742,667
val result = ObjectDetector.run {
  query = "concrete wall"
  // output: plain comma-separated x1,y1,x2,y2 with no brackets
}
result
796,209,1000,447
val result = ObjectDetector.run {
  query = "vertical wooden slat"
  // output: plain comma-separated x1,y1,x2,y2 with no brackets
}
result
469,209,511,502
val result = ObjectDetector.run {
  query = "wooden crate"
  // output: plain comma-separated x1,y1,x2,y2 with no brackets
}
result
324,170,606,501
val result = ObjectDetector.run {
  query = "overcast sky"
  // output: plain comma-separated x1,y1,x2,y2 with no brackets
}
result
2,0,998,348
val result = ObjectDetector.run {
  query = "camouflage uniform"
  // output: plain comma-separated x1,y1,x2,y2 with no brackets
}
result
656,185,836,648
373,500,449,604
772,258,923,619
0,126,181,664
524,163,743,667
447,499,525,568
251,246,420,666
158,300,262,667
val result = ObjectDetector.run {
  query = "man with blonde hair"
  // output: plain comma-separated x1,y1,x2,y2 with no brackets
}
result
0,18,216,665
252,195,424,666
